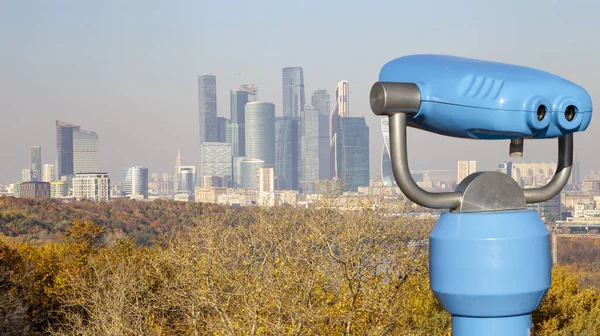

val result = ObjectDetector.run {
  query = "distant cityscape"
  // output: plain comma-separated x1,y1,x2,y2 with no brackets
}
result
2,67,600,223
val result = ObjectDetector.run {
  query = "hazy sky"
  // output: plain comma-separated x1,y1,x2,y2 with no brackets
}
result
2,0,600,185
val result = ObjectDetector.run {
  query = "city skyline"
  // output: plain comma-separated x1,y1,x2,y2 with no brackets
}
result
2,1,600,185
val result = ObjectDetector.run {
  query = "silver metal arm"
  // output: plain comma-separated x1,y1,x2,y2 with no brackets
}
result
389,113,462,209
523,134,573,204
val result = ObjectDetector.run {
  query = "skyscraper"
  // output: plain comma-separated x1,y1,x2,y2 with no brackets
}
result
200,142,232,186
73,129,99,173
457,161,477,183
177,166,197,193
329,81,350,179
335,117,370,191
275,117,299,190
300,105,322,194
282,67,305,118
56,121,99,179
258,167,275,206
229,89,249,157
311,90,331,180
29,146,41,181
245,102,275,167
56,120,79,179
198,74,217,143
122,166,149,199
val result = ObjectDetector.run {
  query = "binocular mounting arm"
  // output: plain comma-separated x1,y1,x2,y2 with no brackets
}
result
387,113,573,210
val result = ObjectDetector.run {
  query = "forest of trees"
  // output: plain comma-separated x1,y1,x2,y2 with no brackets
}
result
1,196,600,335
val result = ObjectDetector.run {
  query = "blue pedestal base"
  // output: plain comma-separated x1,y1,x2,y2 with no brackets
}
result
452,314,532,336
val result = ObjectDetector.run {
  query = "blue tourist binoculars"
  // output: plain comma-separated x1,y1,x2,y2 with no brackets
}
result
370,55,593,335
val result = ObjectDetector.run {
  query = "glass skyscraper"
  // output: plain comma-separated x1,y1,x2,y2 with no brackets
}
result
228,89,249,156
329,81,350,180
336,117,370,191
240,158,264,190
56,120,79,179
177,166,197,193
311,90,331,180
282,67,305,118
245,102,275,168
29,146,41,181
198,74,217,143
122,166,149,199
275,116,299,190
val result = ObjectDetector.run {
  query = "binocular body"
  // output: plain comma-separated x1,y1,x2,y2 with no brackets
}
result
376,54,592,139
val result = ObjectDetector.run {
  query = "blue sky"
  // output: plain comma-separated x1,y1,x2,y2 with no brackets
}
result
1,0,600,184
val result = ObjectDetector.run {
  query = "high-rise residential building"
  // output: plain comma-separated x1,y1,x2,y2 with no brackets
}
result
335,117,370,191
240,158,264,190
275,117,299,190
21,169,32,182
198,74,218,143
457,161,477,183
282,67,305,118
73,173,110,202
258,167,275,207
380,118,395,187
217,117,228,143
177,166,197,193
200,142,232,187
29,146,41,181
56,121,99,179
497,161,513,178
56,120,79,178
19,182,51,199
300,105,324,194
311,90,331,181
229,89,250,157
122,166,149,199
42,164,55,182
245,102,275,167
329,81,350,179
73,129,99,173
239,83,258,102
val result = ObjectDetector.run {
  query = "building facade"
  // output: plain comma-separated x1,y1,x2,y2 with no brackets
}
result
50,181,67,198
300,105,321,194
200,142,232,187
282,67,305,118
42,164,55,182
56,120,79,179
258,167,275,206
275,116,299,190
240,159,264,190
229,89,249,157
335,117,370,191
122,166,149,199
19,181,51,198
29,146,42,181
73,173,110,202
380,118,395,187
245,102,275,167
177,166,197,193
198,74,218,143
73,129,99,173
311,89,331,180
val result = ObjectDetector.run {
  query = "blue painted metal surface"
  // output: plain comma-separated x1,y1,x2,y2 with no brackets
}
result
430,210,550,335
378,54,592,139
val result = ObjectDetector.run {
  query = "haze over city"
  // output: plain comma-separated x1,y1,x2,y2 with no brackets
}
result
2,0,600,185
